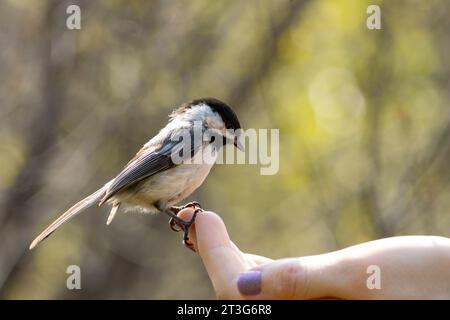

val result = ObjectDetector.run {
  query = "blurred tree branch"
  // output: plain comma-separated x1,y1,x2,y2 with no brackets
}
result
0,0,79,294
228,0,308,107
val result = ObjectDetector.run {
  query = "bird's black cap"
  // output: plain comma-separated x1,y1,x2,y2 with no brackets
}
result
176,97,241,130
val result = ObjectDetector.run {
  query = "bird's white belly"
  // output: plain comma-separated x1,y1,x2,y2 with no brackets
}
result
116,147,216,212
147,161,213,204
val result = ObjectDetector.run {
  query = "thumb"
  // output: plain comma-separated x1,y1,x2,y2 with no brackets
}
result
237,254,347,299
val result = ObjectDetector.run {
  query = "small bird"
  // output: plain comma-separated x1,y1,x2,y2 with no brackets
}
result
30,97,242,250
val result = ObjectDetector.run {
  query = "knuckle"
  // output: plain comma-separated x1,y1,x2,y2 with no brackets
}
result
272,260,307,299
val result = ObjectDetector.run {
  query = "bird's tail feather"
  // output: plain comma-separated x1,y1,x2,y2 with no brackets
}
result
29,187,106,250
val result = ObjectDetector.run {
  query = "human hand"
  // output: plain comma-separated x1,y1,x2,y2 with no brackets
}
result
178,208,450,299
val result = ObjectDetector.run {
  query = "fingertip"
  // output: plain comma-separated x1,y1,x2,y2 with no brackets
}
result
194,211,231,252
176,209,230,253
177,208,225,231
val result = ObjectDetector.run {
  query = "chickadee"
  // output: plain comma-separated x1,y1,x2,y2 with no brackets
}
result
30,97,242,250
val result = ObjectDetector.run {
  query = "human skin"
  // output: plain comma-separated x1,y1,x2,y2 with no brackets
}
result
177,208,450,299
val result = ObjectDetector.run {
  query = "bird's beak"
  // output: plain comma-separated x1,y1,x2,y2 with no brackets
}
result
234,136,244,151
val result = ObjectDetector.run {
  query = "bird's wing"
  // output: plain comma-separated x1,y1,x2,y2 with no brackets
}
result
99,128,198,205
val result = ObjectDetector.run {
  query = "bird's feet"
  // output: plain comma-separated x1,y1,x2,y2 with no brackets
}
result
166,202,204,251
181,209,202,251
168,201,203,231
169,215,183,232
181,201,202,210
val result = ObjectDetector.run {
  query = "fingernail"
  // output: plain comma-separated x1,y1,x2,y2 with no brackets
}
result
237,271,262,295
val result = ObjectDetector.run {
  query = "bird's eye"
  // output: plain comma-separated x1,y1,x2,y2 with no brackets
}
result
209,136,216,143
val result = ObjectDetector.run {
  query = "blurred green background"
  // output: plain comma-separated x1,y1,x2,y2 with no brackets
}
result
1,0,449,299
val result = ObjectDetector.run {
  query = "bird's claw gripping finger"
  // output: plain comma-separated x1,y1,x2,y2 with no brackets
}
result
181,209,200,240
180,208,202,252
181,201,202,210
165,206,203,252
168,203,203,232
183,239,196,252
169,217,183,232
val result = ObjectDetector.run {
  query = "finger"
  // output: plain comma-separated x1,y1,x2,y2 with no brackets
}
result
177,211,242,255
178,211,250,263
191,210,248,299
237,254,344,299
